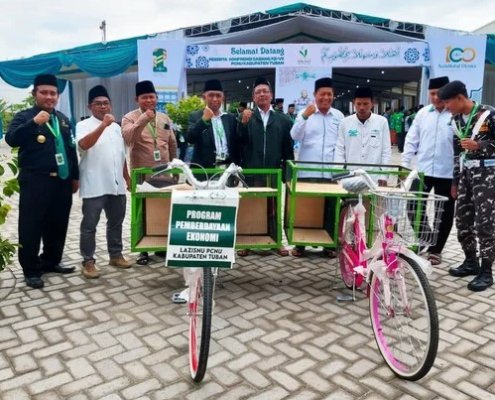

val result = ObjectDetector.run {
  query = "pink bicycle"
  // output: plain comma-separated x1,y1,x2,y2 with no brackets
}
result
337,169,447,380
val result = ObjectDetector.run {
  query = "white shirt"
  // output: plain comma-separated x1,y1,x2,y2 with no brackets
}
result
334,113,391,177
257,106,273,129
76,116,127,198
402,105,453,179
291,106,344,178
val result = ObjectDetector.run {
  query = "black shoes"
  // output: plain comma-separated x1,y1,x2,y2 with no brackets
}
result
25,276,44,289
467,259,493,292
42,264,76,274
448,257,480,277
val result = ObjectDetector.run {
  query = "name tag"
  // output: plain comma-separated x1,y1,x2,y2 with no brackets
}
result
153,150,161,162
55,153,65,166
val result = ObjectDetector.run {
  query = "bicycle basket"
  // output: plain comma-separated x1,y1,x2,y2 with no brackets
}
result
370,190,448,247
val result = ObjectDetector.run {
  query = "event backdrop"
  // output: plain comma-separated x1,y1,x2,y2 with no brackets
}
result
426,27,487,102
138,39,187,112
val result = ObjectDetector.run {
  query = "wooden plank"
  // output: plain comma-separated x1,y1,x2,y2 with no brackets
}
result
136,235,167,248
236,197,268,234
291,196,325,228
145,198,171,235
235,235,277,245
292,228,334,244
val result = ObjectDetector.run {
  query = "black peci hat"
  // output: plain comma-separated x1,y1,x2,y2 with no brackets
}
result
33,74,58,88
314,77,333,92
203,79,223,92
353,86,374,99
135,80,156,97
88,85,110,104
428,76,449,90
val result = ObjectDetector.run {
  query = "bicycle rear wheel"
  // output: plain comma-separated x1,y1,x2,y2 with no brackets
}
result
369,254,438,380
189,267,214,382
338,204,363,289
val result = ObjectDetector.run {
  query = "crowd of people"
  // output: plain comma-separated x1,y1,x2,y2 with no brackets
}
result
4,73,495,293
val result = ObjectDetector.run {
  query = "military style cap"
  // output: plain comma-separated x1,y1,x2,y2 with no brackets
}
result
439,80,468,100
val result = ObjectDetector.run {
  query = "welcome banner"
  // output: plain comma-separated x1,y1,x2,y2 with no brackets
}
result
184,42,430,69
426,27,487,102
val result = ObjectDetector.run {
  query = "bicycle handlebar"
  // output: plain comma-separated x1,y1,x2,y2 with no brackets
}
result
335,168,420,193
151,158,245,190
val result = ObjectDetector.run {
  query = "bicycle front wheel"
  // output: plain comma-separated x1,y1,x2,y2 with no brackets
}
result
369,254,438,380
189,267,214,382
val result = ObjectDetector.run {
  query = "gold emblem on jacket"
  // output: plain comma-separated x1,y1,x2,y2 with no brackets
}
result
37,135,46,144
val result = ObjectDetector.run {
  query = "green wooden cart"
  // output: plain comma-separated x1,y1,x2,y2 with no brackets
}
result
284,160,422,249
130,167,283,253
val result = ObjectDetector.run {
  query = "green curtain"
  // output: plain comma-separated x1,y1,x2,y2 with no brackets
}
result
0,36,147,88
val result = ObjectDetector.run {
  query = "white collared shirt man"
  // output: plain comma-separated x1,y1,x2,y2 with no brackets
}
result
290,83,344,178
334,88,391,185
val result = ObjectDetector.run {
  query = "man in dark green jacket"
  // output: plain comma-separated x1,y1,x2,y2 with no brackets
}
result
238,77,294,173
237,77,294,257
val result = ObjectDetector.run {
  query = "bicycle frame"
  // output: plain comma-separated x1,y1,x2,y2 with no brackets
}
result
152,159,243,383
339,170,432,303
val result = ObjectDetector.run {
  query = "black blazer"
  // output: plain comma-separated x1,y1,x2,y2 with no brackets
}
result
186,110,240,168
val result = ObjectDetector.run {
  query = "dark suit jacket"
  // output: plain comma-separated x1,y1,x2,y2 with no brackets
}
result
237,108,294,170
186,110,240,168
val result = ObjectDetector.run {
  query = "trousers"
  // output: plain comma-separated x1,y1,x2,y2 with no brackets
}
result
456,167,495,260
18,172,73,277
80,194,126,261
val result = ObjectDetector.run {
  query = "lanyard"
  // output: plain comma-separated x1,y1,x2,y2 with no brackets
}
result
147,117,157,140
45,114,61,138
455,104,479,139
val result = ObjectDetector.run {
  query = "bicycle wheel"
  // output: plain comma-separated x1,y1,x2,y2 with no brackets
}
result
369,254,438,380
189,267,213,382
338,204,363,289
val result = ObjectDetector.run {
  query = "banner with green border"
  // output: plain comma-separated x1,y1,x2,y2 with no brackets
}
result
166,189,239,268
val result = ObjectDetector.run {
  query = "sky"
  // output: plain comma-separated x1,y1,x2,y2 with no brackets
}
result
1,0,494,104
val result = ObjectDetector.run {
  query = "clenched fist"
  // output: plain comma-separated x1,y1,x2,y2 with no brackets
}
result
202,106,214,121
102,114,115,127
144,109,156,121
241,109,253,124
302,104,317,119
33,111,50,125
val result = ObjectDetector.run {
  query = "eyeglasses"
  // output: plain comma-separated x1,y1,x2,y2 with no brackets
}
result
92,101,111,107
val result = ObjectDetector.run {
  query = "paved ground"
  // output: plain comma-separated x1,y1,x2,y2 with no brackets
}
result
1,140,495,400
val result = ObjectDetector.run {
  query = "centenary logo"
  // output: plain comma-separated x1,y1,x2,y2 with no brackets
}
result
445,46,476,63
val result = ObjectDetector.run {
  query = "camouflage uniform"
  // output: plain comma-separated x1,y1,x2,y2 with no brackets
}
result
453,104,495,261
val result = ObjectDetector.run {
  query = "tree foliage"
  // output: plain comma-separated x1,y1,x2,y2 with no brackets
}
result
166,96,204,133
0,97,24,271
